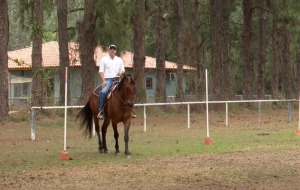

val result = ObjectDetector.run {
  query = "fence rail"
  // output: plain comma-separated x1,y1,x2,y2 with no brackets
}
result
30,99,298,140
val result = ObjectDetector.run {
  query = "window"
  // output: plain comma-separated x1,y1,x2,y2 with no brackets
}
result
47,78,55,96
14,83,29,97
146,78,152,89
14,84,21,97
23,83,29,96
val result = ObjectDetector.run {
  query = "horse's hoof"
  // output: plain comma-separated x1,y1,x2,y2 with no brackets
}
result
125,155,131,159
99,149,104,153
104,150,110,154
115,152,121,156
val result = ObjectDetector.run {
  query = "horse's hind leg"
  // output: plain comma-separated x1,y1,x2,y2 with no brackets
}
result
112,122,121,155
94,116,104,153
101,118,110,153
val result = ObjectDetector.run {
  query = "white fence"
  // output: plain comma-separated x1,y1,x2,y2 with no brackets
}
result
30,99,297,140
29,68,300,143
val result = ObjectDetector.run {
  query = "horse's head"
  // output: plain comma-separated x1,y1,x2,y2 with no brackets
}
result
118,74,137,107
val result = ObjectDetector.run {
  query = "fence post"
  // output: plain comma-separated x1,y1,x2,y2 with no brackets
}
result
226,102,228,126
258,101,261,123
143,105,147,132
31,109,35,140
188,104,190,129
288,102,291,122
205,69,211,145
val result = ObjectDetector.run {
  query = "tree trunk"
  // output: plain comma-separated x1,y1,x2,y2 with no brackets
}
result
272,19,279,100
132,0,146,103
282,20,293,99
297,38,300,99
31,0,44,106
221,0,233,100
197,44,205,101
210,0,233,102
258,5,266,100
176,0,185,102
242,0,253,102
209,0,215,98
17,18,23,49
78,0,97,105
155,0,166,103
57,0,70,106
194,0,205,101
270,0,279,101
0,0,9,119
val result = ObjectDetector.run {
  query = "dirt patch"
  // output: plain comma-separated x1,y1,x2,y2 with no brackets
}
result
1,149,300,190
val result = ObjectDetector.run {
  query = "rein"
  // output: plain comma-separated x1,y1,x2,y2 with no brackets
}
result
112,90,129,111
111,75,135,111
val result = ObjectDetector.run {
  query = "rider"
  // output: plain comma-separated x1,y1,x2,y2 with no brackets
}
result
97,44,125,119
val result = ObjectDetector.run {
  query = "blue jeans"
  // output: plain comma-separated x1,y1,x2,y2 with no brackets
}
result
99,78,114,112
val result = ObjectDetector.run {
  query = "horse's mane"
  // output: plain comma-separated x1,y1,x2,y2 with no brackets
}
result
117,74,125,90
129,76,135,84
117,74,135,90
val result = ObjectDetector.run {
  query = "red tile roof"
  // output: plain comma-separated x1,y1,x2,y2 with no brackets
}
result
119,51,195,71
8,41,195,71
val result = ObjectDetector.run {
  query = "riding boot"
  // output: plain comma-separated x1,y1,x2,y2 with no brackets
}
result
97,110,104,120
132,109,137,118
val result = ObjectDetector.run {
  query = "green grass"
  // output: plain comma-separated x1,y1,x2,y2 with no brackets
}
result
1,109,300,178
37,120,65,128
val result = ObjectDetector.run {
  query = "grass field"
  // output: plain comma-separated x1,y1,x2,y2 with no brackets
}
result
1,106,300,189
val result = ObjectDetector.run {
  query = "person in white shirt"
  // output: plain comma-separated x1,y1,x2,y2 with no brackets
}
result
97,44,125,119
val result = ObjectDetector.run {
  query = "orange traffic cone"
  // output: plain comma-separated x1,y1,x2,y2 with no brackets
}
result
205,137,211,145
60,151,69,161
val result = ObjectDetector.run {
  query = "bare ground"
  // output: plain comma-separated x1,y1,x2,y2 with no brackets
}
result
1,149,300,190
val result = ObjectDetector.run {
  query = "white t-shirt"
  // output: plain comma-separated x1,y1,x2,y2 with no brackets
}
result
98,55,125,78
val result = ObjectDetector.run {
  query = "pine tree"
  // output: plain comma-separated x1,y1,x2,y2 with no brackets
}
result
31,0,44,106
242,0,253,102
57,0,70,106
0,0,9,119
78,0,97,105
155,0,167,103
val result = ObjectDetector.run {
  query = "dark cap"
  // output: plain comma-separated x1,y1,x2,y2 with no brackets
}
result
109,44,117,49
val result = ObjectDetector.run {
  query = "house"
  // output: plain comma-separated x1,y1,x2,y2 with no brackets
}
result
8,41,195,106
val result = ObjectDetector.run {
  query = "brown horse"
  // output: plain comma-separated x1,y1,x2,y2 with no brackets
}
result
77,74,137,158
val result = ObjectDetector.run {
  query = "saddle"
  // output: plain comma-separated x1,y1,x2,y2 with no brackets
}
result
93,81,119,99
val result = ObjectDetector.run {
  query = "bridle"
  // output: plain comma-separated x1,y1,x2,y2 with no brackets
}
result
112,77,135,111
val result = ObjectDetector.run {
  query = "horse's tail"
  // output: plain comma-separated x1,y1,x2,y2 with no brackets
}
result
76,101,93,138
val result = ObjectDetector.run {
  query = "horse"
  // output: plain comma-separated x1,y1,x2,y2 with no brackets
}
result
77,74,137,159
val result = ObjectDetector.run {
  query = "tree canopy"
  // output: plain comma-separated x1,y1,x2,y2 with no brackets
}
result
5,0,300,104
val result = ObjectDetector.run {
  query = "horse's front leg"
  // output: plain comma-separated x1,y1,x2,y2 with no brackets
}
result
101,118,110,153
112,121,121,155
123,120,131,159
94,116,103,153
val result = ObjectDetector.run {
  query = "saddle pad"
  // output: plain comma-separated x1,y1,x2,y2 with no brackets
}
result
93,85,102,97
93,81,119,98
107,83,118,99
